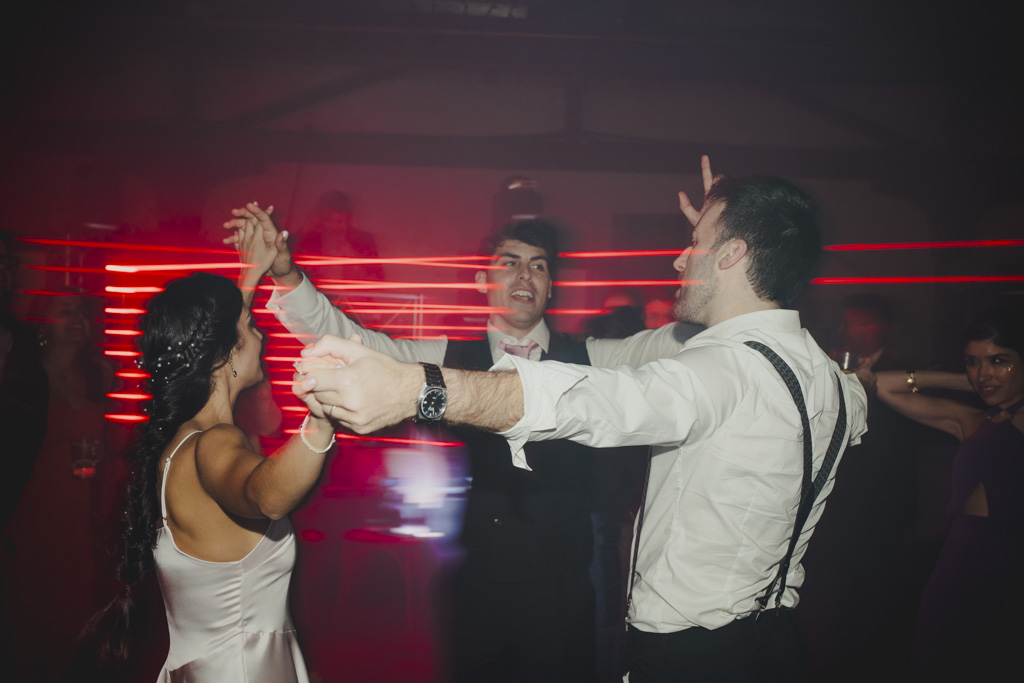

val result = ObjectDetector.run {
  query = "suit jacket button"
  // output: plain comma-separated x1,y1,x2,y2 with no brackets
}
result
493,517,503,526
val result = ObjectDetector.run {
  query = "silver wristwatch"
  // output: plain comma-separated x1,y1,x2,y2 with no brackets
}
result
414,362,447,424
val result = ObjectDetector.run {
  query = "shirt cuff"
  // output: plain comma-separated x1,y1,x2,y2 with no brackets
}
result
490,354,587,470
266,272,312,313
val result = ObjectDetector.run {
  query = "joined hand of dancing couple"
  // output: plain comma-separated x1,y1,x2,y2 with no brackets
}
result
291,334,426,434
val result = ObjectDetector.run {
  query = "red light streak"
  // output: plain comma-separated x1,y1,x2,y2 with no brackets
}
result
561,249,684,258
116,370,150,379
105,329,142,337
554,280,690,287
22,290,94,297
106,286,163,294
396,335,481,341
296,254,491,266
812,275,1024,284
365,324,489,331
334,432,464,448
547,308,610,315
105,414,148,423
25,265,109,274
342,302,504,314
280,429,463,448
560,240,1024,258
824,239,1024,252
105,350,142,358
264,355,300,362
268,281,500,292
21,238,235,255
108,392,153,401
267,332,316,339
106,307,146,315
106,262,256,273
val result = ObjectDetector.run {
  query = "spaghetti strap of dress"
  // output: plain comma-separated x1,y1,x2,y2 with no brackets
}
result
160,431,203,523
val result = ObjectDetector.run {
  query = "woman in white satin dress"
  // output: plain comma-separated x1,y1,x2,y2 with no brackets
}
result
96,265,338,682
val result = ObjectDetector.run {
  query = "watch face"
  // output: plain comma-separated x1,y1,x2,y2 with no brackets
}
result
419,387,447,421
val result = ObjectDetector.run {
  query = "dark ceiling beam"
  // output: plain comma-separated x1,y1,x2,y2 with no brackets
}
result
770,85,923,153
29,14,975,89
17,121,1023,193
223,67,403,127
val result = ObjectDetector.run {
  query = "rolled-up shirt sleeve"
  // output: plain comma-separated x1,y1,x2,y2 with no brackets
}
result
494,349,722,470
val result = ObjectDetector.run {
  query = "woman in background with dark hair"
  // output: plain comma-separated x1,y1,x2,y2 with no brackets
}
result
4,291,117,681
858,306,1024,676
99,269,337,682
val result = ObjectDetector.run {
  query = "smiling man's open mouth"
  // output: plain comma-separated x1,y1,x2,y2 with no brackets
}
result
509,288,535,302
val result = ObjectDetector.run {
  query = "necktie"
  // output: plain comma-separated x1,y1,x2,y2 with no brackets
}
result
498,339,540,360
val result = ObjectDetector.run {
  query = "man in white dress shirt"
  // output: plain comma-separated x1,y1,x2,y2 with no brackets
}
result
229,203,697,682
292,172,870,682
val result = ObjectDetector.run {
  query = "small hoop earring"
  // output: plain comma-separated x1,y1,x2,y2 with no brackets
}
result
229,356,237,378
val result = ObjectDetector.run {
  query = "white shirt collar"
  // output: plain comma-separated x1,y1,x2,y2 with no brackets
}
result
686,308,800,346
486,318,551,357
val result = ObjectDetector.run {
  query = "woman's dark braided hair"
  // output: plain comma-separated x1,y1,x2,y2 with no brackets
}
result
88,273,243,669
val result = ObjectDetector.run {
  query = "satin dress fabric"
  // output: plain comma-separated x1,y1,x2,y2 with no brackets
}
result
153,431,309,682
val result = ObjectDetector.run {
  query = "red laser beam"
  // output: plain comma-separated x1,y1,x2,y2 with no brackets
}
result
106,286,164,294
560,249,686,258
554,280,691,287
106,307,146,315
108,392,153,401
824,239,1024,251
24,265,109,274
366,324,490,331
278,429,463,448
297,254,492,265
116,371,150,379
105,329,142,336
812,275,1024,284
106,414,148,423
107,263,256,273
261,282,500,292
547,308,610,315
21,238,235,255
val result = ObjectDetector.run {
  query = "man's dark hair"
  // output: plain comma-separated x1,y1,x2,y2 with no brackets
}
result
840,293,894,325
482,218,560,271
706,176,821,309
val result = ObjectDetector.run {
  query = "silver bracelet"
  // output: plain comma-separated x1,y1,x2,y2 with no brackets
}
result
300,412,335,454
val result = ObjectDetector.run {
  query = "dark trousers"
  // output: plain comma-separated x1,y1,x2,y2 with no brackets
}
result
626,609,801,683
449,569,596,683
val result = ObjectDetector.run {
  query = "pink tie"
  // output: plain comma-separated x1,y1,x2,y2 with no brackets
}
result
498,340,540,359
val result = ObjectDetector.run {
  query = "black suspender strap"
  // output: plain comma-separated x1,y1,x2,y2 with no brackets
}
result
743,341,848,614
624,447,652,629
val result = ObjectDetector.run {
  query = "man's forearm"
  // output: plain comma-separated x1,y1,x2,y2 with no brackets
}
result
442,367,524,432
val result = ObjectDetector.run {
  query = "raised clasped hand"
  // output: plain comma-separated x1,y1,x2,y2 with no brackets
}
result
223,202,294,280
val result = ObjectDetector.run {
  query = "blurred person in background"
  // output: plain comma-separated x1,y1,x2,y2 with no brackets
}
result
4,290,116,681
